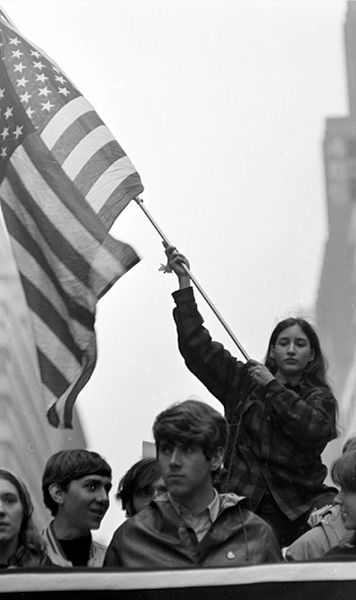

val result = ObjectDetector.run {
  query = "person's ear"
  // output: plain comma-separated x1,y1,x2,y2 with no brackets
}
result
308,349,315,363
48,483,65,506
269,346,275,360
210,447,225,472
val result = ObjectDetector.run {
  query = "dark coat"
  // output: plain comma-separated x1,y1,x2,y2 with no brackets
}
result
104,493,282,568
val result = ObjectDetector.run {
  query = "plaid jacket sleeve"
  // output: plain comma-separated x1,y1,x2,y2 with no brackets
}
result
265,379,337,450
172,287,245,404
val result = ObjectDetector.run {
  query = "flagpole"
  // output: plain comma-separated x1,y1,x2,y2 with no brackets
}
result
0,8,21,31
134,197,250,360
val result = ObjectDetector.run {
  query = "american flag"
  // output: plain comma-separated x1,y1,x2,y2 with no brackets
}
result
0,9,144,428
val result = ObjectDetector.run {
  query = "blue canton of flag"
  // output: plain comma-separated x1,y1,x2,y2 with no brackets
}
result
0,9,144,428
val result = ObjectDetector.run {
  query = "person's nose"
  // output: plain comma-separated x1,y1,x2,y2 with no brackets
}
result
287,342,296,354
96,488,110,506
170,447,181,467
334,491,342,505
0,500,6,515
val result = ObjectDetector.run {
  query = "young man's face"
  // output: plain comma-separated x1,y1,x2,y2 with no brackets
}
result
58,474,111,536
157,441,222,510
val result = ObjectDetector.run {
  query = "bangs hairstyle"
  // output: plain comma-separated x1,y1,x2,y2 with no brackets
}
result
116,458,161,517
42,449,112,516
265,317,329,388
332,449,356,493
153,399,228,460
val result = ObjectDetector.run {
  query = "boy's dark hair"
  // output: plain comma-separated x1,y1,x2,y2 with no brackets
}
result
331,448,356,493
153,399,228,464
42,449,112,516
116,458,161,517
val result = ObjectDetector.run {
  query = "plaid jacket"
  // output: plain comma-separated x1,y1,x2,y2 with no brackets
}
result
172,287,337,521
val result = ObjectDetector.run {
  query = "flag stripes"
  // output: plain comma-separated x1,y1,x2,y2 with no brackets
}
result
74,140,125,198
0,13,143,427
1,137,135,422
5,219,93,333
9,139,136,283
63,126,117,180
41,96,143,229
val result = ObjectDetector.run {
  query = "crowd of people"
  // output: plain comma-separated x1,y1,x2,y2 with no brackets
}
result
1,247,355,569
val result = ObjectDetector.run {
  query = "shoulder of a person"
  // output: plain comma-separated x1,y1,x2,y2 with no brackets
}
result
219,496,272,529
300,379,334,396
113,500,164,533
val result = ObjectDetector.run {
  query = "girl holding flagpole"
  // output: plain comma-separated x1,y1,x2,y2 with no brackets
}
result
164,246,338,548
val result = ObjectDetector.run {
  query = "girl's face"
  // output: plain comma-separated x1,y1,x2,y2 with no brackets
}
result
269,324,314,383
132,477,166,515
0,479,23,546
335,488,356,530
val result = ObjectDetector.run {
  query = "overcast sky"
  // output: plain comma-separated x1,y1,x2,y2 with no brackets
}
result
1,0,348,543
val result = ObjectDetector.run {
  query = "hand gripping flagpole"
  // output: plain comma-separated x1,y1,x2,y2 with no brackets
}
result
134,197,250,360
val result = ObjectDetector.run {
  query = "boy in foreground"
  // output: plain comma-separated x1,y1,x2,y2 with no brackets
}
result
104,399,281,568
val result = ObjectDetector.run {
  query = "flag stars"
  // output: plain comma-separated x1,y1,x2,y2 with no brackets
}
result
0,147,7,158
38,86,51,97
3,106,13,119
30,50,41,58
0,88,4,100
20,91,32,103
55,75,66,84
0,126,9,140
14,62,26,73
33,60,45,70
58,87,70,97
41,100,55,112
16,76,29,87
26,106,35,119
35,73,48,83
9,37,21,46
13,125,23,139
11,49,23,59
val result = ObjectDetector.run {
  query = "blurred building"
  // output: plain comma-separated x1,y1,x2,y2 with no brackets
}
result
0,213,86,529
316,1,356,451
142,441,156,458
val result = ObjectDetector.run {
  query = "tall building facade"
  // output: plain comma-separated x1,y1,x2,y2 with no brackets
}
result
0,213,86,528
316,2,356,445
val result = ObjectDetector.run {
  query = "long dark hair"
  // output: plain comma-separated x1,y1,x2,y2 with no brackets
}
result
0,470,47,567
116,458,161,517
264,317,330,389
